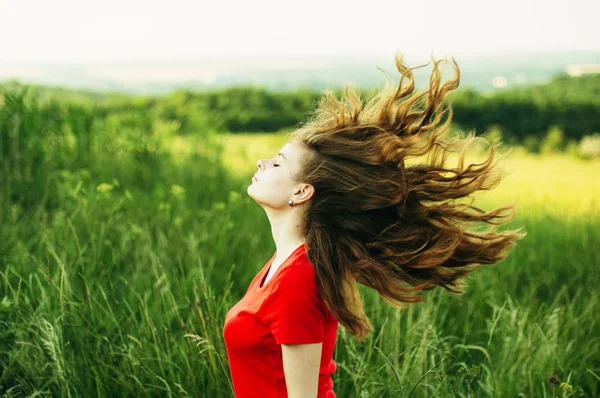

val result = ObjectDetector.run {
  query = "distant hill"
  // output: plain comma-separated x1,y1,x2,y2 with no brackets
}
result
0,51,598,95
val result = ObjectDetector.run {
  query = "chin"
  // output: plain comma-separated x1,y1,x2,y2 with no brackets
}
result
246,185,261,200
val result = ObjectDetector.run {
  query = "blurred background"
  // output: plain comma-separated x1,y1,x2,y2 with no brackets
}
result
1,0,598,397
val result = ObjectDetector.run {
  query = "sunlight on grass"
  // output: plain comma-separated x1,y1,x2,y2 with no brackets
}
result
214,131,291,176
208,132,600,219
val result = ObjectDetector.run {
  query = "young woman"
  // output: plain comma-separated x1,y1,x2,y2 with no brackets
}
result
223,52,527,398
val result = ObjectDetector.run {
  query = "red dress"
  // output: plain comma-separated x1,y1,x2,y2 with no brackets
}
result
223,243,338,397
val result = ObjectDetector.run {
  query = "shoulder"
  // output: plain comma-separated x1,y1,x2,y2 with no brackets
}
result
269,253,327,315
261,251,330,343
278,252,318,288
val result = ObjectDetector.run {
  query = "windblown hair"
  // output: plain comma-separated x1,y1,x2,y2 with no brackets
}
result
286,52,527,343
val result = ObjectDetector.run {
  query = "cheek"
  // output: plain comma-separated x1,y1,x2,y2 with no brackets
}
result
264,174,293,194
266,170,288,184
276,174,295,188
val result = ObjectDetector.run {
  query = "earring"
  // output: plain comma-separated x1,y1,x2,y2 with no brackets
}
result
288,199,294,207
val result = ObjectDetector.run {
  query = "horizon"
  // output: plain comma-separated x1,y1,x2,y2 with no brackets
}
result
1,50,598,96
0,49,599,67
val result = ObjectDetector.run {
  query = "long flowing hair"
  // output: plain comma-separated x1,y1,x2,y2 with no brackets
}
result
286,52,527,343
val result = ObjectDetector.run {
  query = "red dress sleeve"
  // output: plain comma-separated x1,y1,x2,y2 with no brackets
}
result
262,266,327,345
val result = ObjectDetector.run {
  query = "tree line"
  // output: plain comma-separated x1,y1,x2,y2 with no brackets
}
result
1,72,599,144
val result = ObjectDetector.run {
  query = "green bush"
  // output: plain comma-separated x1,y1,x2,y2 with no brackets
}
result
540,125,566,154
522,135,541,154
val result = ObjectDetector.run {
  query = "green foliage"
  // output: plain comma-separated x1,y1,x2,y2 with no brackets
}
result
0,87,243,396
565,139,581,158
522,135,541,153
541,125,566,154
1,77,599,397
3,72,599,146
449,74,600,143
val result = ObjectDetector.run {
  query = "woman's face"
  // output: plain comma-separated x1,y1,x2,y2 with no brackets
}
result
247,140,312,209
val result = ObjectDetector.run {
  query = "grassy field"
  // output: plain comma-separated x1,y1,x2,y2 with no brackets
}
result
1,129,599,397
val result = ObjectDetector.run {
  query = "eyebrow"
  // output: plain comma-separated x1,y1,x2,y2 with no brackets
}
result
277,152,286,160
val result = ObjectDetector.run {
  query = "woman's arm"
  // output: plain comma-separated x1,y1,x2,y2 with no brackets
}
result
282,342,322,398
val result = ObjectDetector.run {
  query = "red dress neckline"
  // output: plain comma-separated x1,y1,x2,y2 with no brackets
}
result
258,243,305,289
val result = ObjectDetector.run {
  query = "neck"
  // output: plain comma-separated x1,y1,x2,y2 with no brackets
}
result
264,207,306,256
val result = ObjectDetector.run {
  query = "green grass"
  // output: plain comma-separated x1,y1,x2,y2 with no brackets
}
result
1,130,599,397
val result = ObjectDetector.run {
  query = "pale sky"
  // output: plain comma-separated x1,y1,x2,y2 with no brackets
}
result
0,0,597,64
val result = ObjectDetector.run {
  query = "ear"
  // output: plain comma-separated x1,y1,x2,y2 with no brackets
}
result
295,184,315,203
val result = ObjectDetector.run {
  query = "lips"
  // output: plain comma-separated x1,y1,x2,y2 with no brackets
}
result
252,175,258,182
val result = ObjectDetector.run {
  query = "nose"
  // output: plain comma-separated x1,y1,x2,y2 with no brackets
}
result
256,159,265,171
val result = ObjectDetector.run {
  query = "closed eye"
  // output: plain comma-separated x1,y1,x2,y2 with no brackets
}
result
273,164,280,167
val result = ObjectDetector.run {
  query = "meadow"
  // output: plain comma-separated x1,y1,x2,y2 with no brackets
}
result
1,93,599,397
